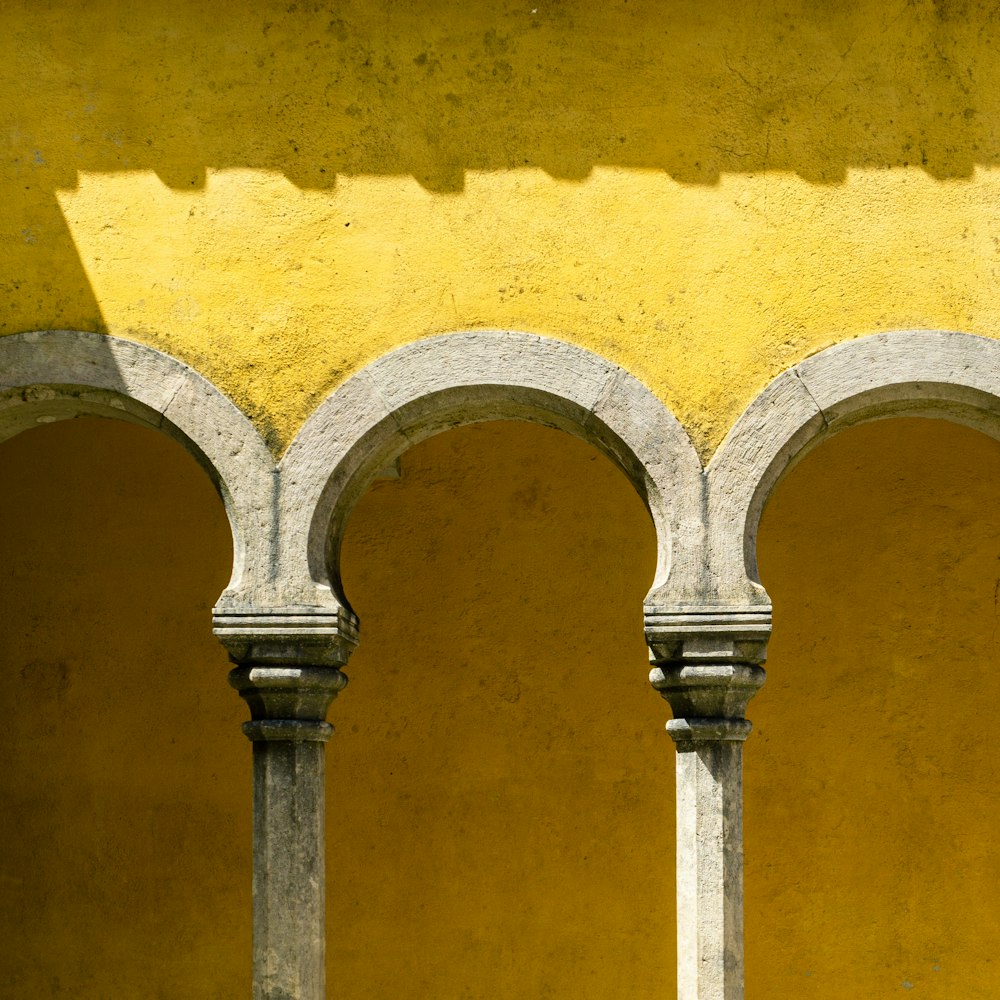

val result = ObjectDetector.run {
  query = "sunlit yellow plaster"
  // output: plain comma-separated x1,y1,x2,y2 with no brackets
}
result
54,165,1000,454
6,0,1000,454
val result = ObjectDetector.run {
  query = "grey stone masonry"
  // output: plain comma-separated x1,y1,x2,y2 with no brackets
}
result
220,613,357,1000
647,606,768,1000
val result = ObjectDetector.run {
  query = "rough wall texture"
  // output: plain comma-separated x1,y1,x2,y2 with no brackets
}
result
0,418,671,998
5,3,1000,998
6,415,1000,999
749,417,1000,999
6,0,1000,456
0,419,250,998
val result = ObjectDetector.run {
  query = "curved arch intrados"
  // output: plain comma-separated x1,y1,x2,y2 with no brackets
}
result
708,330,1000,605
317,386,656,616
280,332,703,615
0,332,275,601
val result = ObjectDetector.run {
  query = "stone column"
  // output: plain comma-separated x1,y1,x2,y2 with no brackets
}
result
214,608,359,1000
645,607,769,1000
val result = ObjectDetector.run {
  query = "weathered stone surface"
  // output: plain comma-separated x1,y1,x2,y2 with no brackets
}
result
228,661,350,1000
0,331,278,607
707,330,1000,613
674,739,748,1000
248,739,328,1000
280,331,704,620
648,606,767,1000
589,366,703,603
214,609,358,670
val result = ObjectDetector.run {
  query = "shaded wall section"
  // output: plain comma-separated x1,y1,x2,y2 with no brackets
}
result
334,421,667,999
747,417,1000,999
0,418,249,998
6,0,1000,455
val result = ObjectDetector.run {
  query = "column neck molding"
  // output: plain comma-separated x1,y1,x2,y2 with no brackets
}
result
229,664,348,743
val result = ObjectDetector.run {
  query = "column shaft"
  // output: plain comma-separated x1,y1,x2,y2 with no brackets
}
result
252,737,328,1000
646,606,769,1000
675,738,746,1000
224,655,351,1000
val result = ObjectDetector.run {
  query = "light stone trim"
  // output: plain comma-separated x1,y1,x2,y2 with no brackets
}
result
674,739,748,1000
0,330,276,603
708,329,1000,608
278,331,732,1000
279,330,704,618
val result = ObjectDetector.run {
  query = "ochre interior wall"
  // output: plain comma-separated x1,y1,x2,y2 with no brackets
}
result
333,421,666,999
748,416,1000,999
4,415,1000,998
0,419,250,998
6,1,1000,456
0,417,668,998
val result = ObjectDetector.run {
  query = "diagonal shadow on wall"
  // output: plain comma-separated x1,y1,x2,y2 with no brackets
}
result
3,0,997,339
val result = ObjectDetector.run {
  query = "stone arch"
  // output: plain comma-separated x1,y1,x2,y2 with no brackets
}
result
278,331,702,616
707,330,1000,607
0,330,275,604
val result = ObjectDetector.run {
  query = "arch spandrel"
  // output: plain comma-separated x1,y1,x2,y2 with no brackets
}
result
277,331,704,619
708,329,1000,608
0,330,276,606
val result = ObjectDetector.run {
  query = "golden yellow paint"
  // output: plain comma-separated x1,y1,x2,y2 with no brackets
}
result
335,421,666,999
0,419,250,998
5,1,1000,453
0,417,668,998
6,2,1000,996
749,417,1000,999
6,414,1000,999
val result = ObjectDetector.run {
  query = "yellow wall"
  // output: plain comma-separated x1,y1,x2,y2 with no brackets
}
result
749,417,1000,999
5,3,1000,998
5,415,1000,999
5,0,1000,454
0,417,669,998
0,418,250,997
334,421,665,998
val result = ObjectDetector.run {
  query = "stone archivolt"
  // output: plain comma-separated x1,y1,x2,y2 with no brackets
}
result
4,327,1000,1000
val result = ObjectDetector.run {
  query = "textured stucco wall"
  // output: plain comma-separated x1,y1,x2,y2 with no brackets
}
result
0,419,250,998
749,417,1000,999
5,0,1000,455
4,415,1000,999
0,418,669,999
4,2,1000,998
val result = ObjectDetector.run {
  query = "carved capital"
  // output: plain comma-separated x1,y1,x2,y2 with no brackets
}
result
228,664,348,743
646,605,769,745
215,606,358,743
644,604,771,666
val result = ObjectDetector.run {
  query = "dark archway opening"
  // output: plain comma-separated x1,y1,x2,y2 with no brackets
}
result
335,420,670,999
747,416,1000,999
0,417,249,998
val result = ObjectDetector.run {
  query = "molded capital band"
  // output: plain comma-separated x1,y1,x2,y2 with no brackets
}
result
667,717,753,745
229,664,348,735
213,606,359,669
650,662,766,721
242,719,336,743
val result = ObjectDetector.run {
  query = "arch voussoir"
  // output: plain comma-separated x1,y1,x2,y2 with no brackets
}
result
277,330,704,618
0,330,276,603
708,329,1000,609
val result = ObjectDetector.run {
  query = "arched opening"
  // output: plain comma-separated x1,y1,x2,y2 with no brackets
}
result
0,416,251,997
331,420,671,999
745,416,1000,998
